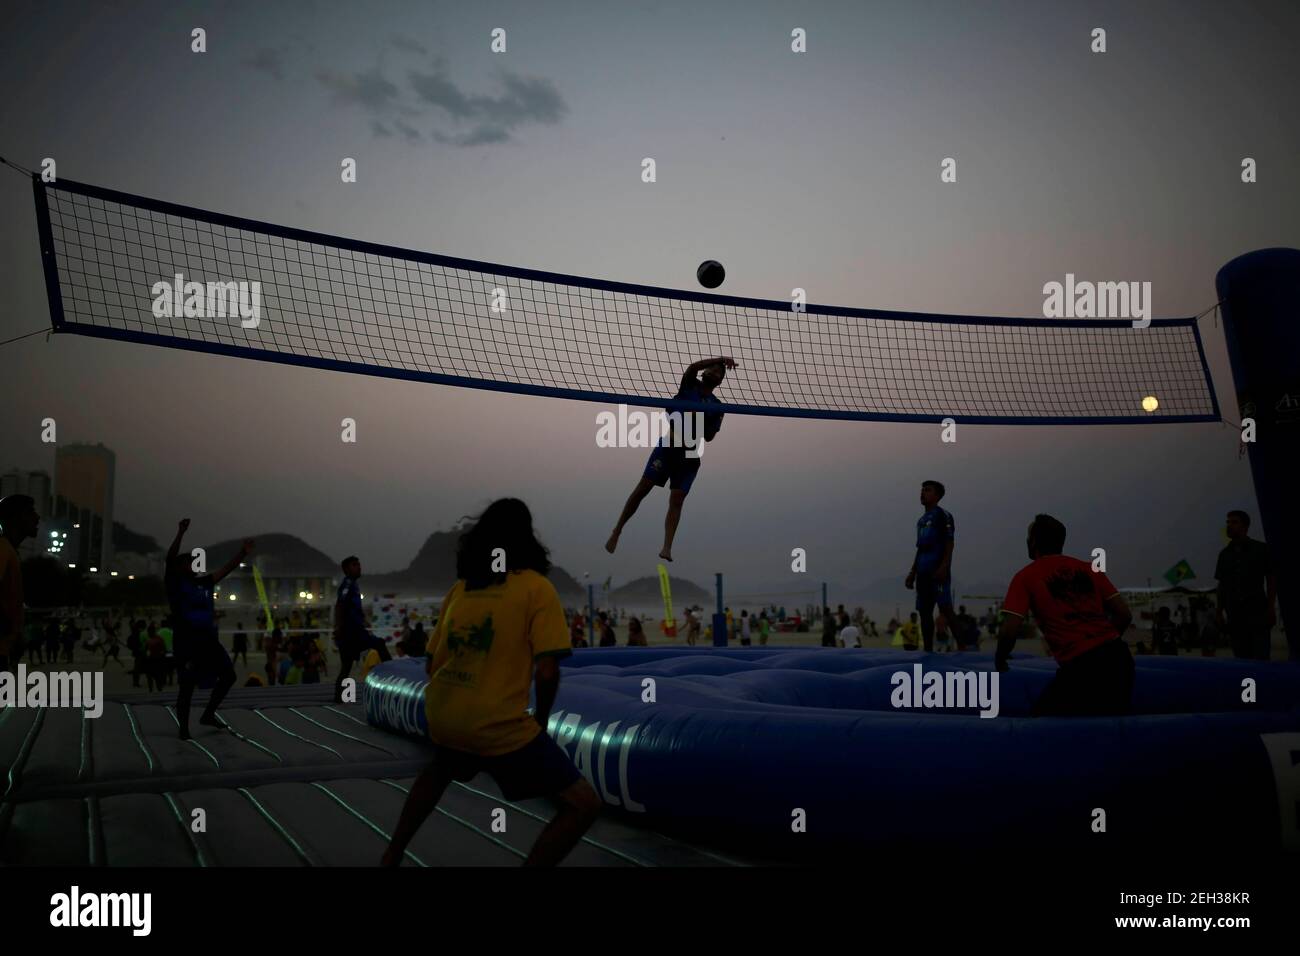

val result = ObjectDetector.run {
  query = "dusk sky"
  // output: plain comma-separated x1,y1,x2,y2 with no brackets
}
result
2,0,1297,605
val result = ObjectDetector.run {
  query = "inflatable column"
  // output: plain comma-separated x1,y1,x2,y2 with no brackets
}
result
1215,248,1300,659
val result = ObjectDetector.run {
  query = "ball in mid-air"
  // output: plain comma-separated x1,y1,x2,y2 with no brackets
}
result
697,260,725,289
1141,395,1159,412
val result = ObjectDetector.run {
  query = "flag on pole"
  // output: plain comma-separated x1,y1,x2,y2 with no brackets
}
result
1163,559,1195,586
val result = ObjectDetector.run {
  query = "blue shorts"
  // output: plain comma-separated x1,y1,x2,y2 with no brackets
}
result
643,444,702,493
915,574,953,612
432,729,581,802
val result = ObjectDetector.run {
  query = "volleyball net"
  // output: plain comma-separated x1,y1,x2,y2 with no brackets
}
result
34,177,1219,425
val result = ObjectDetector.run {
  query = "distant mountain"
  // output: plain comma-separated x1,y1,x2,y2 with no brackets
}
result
610,575,710,606
367,525,585,597
112,521,161,555
205,534,339,577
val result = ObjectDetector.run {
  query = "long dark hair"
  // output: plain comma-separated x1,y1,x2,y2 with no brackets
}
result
456,498,552,590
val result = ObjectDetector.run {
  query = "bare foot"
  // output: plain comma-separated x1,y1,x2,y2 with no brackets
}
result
659,548,673,562
605,531,620,554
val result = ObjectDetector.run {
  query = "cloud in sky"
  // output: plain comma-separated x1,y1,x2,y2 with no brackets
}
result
316,66,402,112
242,47,288,81
389,35,428,55
312,49,567,147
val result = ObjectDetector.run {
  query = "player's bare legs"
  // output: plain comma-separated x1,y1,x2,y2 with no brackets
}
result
660,489,687,561
607,476,657,553
523,778,602,867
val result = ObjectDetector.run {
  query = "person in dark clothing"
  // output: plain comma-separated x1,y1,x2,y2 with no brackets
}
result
265,624,282,685
100,619,125,668
1215,510,1277,661
405,622,428,658
145,623,166,692
44,618,61,666
1151,607,1179,655
333,556,391,702
598,612,616,647
231,622,249,666
605,356,736,562
127,619,145,686
821,607,837,647
61,619,79,663
165,519,253,738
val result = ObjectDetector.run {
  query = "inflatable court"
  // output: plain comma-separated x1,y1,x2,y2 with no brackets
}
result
365,649,1300,855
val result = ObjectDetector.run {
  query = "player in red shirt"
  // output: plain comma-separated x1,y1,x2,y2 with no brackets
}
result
995,514,1135,716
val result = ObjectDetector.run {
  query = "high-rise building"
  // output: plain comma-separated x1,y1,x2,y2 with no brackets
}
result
1,468,52,514
53,443,115,571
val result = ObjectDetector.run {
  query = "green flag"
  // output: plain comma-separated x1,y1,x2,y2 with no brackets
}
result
1163,559,1195,586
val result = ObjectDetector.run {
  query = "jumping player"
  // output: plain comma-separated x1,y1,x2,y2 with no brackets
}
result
995,514,1135,716
905,480,956,653
382,498,601,866
165,519,254,739
605,356,736,561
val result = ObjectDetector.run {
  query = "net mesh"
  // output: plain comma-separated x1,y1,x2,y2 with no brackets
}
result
35,178,1218,424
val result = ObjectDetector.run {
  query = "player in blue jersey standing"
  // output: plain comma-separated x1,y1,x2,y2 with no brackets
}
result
333,555,391,702
905,480,956,653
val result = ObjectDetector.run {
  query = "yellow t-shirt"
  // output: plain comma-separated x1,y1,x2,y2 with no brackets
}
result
424,570,571,756
0,537,22,656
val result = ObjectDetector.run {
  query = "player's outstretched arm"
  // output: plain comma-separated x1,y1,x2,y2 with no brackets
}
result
166,518,189,565
212,539,254,585
680,356,737,391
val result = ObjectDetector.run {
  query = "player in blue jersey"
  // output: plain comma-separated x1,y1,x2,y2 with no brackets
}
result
905,480,956,654
164,519,254,739
605,356,736,561
333,555,391,702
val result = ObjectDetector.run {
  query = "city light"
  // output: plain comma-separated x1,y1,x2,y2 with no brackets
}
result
50,530,58,538
73,523,80,529
110,571,118,577
68,563,76,569
128,575,135,580
89,567,98,572
229,594,238,601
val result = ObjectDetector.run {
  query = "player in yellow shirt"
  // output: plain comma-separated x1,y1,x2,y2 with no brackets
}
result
0,495,40,671
382,498,601,866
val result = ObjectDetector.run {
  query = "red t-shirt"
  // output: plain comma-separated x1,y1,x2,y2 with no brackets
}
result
1002,555,1120,662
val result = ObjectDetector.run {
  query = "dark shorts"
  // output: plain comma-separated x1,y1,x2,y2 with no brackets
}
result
173,629,235,680
1224,607,1270,660
1033,638,1134,717
643,444,702,493
433,729,582,802
915,574,953,612
340,631,387,658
